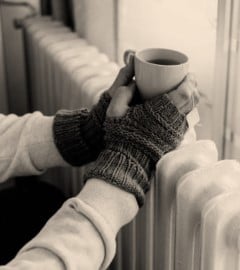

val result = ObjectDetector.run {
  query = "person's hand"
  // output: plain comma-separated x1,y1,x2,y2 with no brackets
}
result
85,73,200,206
122,49,199,114
107,72,199,118
53,59,135,167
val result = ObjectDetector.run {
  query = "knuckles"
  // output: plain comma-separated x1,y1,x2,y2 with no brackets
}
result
179,87,192,102
193,89,200,105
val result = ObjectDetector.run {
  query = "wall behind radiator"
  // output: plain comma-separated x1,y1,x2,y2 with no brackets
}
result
73,0,117,61
0,0,39,115
0,10,8,114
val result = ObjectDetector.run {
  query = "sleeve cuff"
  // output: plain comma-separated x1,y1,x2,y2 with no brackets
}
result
26,113,68,171
78,178,139,235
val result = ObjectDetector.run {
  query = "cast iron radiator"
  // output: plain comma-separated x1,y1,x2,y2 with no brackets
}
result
23,16,240,270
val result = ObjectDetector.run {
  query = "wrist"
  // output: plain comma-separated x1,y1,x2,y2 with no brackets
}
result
84,143,153,207
78,178,139,235
53,92,112,166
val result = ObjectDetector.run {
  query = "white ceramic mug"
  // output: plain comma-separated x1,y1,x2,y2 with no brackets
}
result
125,48,189,99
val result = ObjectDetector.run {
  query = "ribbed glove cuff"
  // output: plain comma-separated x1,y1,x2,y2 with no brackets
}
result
53,92,111,166
84,143,153,207
85,94,188,206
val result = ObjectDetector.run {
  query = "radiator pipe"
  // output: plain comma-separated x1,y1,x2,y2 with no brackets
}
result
0,0,38,28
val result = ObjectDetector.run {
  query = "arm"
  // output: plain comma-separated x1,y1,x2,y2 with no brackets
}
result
0,91,112,183
0,72,200,269
2,179,138,270
0,61,135,183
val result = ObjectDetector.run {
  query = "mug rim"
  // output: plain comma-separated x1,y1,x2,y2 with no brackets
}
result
135,48,189,66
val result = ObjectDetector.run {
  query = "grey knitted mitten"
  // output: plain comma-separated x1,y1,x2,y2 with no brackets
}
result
85,94,188,206
53,92,111,166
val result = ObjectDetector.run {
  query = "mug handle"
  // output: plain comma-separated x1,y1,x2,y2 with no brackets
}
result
123,50,136,65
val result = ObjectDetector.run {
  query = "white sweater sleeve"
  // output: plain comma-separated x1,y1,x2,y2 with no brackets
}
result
0,112,67,182
0,112,139,270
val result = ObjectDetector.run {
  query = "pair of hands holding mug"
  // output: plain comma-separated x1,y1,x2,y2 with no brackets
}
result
84,55,200,206
54,53,200,205
106,55,199,118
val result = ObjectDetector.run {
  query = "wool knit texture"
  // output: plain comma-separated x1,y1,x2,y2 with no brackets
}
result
85,94,188,206
53,92,111,166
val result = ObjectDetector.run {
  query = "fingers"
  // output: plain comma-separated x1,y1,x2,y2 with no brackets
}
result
166,73,200,115
107,54,135,97
107,81,136,117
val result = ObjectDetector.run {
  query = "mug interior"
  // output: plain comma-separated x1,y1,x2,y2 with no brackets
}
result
136,48,188,66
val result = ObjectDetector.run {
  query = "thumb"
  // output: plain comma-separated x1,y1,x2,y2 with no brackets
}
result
108,55,135,97
107,81,136,117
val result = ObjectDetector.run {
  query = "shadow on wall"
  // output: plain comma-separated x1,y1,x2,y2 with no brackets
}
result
0,2,37,115
0,11,8,114
0,177,66,264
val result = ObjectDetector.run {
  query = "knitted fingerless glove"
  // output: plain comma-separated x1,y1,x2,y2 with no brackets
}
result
53,92,111,166
84,94,188,206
